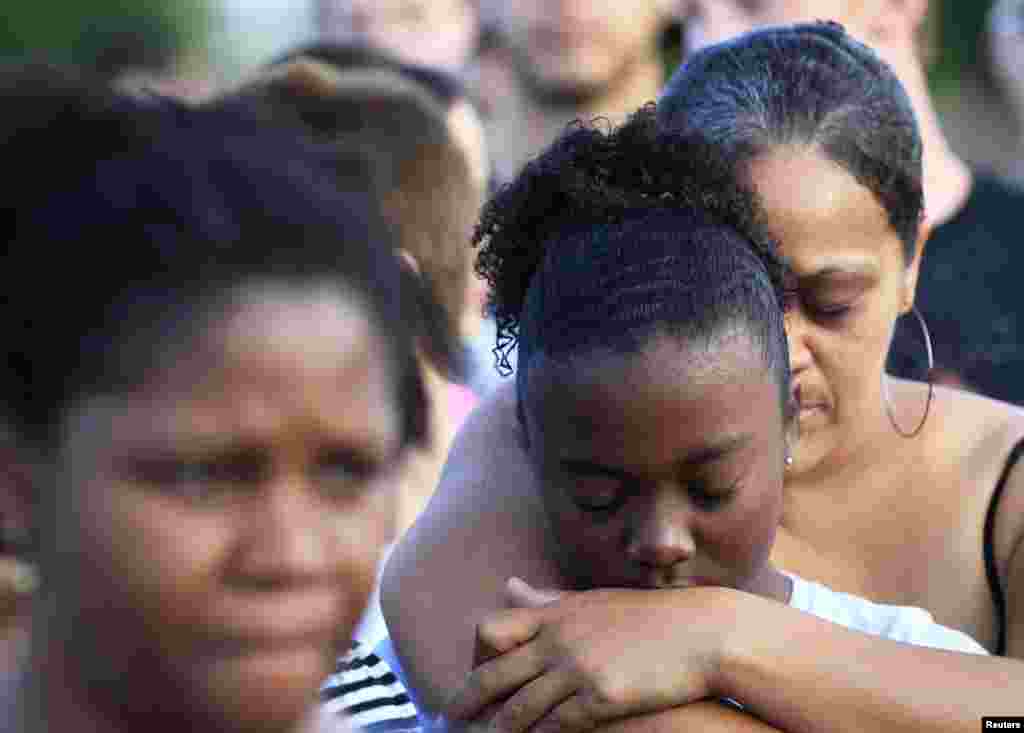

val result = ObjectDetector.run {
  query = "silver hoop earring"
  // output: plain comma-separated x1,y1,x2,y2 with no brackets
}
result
882,306,934,438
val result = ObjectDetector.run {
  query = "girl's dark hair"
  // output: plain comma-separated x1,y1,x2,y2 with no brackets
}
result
474,104,791,427
0,63,427,450
658,21,923,261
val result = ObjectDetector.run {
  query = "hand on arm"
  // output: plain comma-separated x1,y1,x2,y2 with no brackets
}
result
452,578,1024,733
447,578,737,733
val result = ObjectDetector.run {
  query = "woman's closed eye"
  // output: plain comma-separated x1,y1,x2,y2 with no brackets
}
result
785,290,858,323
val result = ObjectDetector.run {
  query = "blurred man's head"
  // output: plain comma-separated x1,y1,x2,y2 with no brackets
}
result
316,0,478,72
685,0,932,62
490,0,674,105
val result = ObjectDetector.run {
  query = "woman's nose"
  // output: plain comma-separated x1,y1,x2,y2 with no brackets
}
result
233,475,331,589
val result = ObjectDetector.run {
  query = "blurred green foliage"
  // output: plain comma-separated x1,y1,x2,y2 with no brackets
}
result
0,0,211,75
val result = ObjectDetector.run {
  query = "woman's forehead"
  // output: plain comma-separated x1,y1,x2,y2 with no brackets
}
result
62,288,400,460
746,148,901,269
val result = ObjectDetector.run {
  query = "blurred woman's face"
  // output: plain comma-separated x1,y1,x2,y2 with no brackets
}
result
747,148,920,472
49,285,403,731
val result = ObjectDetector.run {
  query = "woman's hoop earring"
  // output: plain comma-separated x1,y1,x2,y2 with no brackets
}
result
882,306,934,438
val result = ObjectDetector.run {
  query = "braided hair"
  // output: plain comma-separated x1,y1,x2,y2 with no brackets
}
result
474,104,792,429
658,21,923,261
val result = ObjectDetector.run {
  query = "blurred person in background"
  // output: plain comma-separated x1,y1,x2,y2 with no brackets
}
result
686,0,1024,404
315,0,479,74
479,0,679,183
988,0,1024,184
0,63,426,733
268,41,503,397
456,0,682,388
217,51,485,542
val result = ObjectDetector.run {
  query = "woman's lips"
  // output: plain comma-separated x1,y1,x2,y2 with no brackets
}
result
794,384,827,415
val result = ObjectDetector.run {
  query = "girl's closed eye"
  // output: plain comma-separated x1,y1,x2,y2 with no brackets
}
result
688,478,739,511
571,479,626,513
560,464,629,514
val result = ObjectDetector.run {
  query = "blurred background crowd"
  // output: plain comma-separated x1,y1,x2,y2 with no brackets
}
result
7,1,1024,180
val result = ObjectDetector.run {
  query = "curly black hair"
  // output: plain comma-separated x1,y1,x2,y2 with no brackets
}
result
474,103,789,406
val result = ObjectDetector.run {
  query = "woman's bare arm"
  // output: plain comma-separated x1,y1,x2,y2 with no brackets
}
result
380,381,561,714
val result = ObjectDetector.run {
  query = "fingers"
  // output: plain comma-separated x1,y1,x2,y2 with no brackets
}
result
474,625,503,666
448,640,545,721
490,670,581,733
474,606,545,661
504,577,564,609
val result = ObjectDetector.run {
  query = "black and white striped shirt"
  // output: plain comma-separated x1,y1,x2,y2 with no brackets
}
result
321,643,422,733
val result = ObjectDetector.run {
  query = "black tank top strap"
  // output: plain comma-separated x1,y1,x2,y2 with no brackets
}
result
983,435,1024,656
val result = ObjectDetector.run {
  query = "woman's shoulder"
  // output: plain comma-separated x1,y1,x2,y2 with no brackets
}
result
927,383,1024,470
883,380,1024,524
927,384,1024,552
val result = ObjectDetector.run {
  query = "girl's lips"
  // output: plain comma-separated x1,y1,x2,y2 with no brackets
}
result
638,576,719,589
